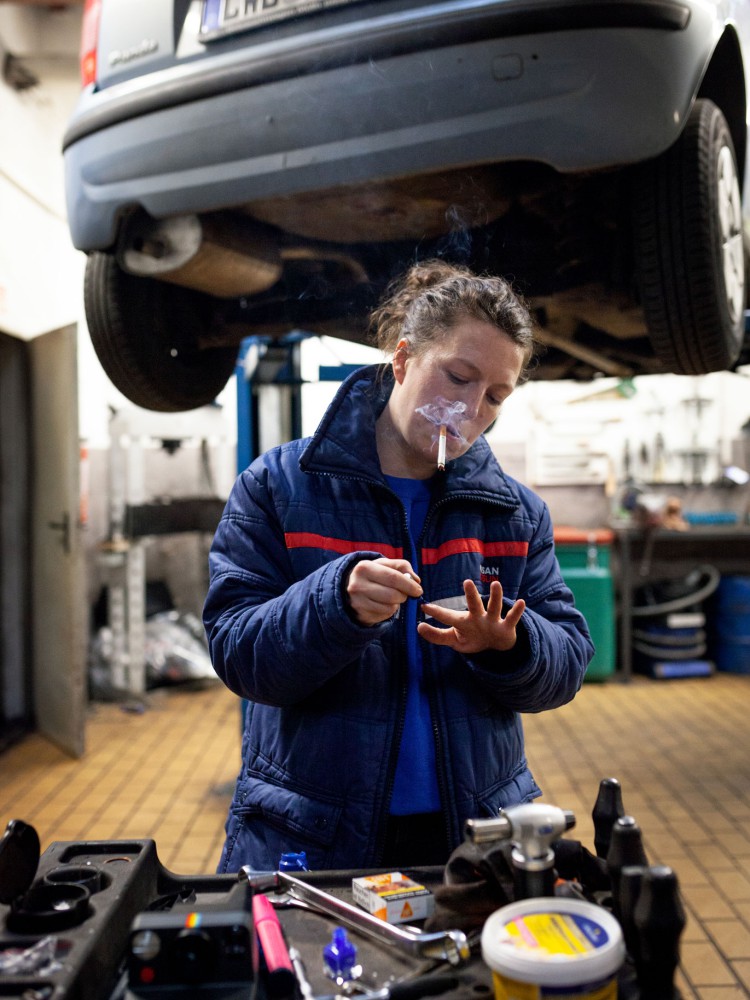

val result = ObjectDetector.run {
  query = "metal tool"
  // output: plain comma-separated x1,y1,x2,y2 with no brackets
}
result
465,802,576,899
266,871,470,966
315,972,460,1000
289,946,316,1000
465,802,575,849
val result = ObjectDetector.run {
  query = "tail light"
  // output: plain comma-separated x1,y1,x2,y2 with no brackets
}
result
79,0,102,88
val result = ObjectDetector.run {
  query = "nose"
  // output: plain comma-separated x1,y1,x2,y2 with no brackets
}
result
457,387,483,421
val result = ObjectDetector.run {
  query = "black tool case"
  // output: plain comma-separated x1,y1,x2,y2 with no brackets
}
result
0,822,251,1000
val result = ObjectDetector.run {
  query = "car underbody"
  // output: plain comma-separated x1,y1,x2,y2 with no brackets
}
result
113,161,661,384
68,0,750,410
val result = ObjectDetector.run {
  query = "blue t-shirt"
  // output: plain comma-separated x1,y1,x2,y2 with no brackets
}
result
385,474,441,815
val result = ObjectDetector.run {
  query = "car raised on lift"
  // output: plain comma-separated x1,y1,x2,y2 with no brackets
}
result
64,0,750,411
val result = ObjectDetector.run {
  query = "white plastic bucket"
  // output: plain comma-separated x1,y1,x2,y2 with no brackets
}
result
481,897,625,1000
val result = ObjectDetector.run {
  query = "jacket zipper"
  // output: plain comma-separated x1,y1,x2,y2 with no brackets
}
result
418,490,517,852
374,488,412,865
312,472,518,859
312,469,413,863
418,499,452,851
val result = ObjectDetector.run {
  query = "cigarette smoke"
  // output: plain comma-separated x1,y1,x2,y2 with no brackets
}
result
415,397,468,449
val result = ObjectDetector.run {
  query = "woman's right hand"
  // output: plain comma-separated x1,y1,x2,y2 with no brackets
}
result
345,557,423,626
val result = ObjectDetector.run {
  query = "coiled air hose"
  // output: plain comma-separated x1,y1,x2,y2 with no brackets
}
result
631,564,721,661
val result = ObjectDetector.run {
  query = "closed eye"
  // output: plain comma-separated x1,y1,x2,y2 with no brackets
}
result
448,370,503,408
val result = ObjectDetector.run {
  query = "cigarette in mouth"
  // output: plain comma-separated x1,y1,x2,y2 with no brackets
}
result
437,425,447,472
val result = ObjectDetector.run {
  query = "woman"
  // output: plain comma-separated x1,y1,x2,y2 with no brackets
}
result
204,259,593,872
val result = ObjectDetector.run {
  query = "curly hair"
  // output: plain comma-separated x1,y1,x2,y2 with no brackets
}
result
369,259,537,380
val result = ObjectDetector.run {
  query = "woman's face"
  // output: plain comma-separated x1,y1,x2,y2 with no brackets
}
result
379,315,526,478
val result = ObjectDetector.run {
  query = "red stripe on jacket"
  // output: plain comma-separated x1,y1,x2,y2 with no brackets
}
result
285,532,403,559
421,538,529,564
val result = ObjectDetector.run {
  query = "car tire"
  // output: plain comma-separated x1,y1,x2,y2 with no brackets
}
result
84,252,238,412
632,98,746,375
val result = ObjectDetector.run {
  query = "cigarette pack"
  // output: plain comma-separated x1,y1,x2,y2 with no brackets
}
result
351,872,435,924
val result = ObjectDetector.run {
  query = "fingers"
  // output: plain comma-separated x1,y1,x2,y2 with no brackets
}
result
350,559,422,594
463,578,487,615
417,621,458,646
377,561,423,600
419,600,457,626
466,579,510,620
419,579,526,653
347,558,525,640
502,597,526,628
484,579,504,617
422,580,507,626
346,557,422,625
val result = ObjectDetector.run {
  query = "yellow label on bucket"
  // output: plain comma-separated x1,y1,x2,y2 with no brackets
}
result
492,971,617,1000
505,912,607,957
492,973,539,1000
482,899,624,1000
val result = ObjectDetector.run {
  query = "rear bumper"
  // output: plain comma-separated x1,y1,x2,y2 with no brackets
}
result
64,0,711,251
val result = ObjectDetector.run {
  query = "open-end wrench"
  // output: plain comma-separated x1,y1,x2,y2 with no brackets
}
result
274,871,470,967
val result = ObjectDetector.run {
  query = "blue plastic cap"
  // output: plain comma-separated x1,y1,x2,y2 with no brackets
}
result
278,851,308,871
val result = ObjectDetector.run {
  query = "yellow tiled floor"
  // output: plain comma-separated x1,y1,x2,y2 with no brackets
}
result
1,673,750,997
0,683,241,875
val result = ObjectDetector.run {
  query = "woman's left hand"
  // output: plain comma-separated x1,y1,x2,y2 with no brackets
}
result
418,579,526,653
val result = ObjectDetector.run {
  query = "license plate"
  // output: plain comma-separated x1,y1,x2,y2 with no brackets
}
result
200,0,363,40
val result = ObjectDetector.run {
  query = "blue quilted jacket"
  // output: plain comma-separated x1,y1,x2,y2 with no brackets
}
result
204,365,593,871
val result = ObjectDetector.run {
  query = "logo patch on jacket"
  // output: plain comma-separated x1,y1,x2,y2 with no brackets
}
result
480,564,502,583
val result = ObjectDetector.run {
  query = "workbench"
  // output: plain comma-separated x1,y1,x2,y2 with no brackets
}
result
0,798,679,1000
0,833,489,1000
612,525,750,680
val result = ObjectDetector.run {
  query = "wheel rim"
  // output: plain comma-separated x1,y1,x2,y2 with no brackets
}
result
717,144,744,326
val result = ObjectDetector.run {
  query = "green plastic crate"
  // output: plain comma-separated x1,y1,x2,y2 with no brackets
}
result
556,542,611,571
557,541,616,681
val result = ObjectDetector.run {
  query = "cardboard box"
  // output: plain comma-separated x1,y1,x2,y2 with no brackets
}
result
351,872,435,924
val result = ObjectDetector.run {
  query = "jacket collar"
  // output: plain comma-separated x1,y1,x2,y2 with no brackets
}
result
300,364,387,482
300,364,520,508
